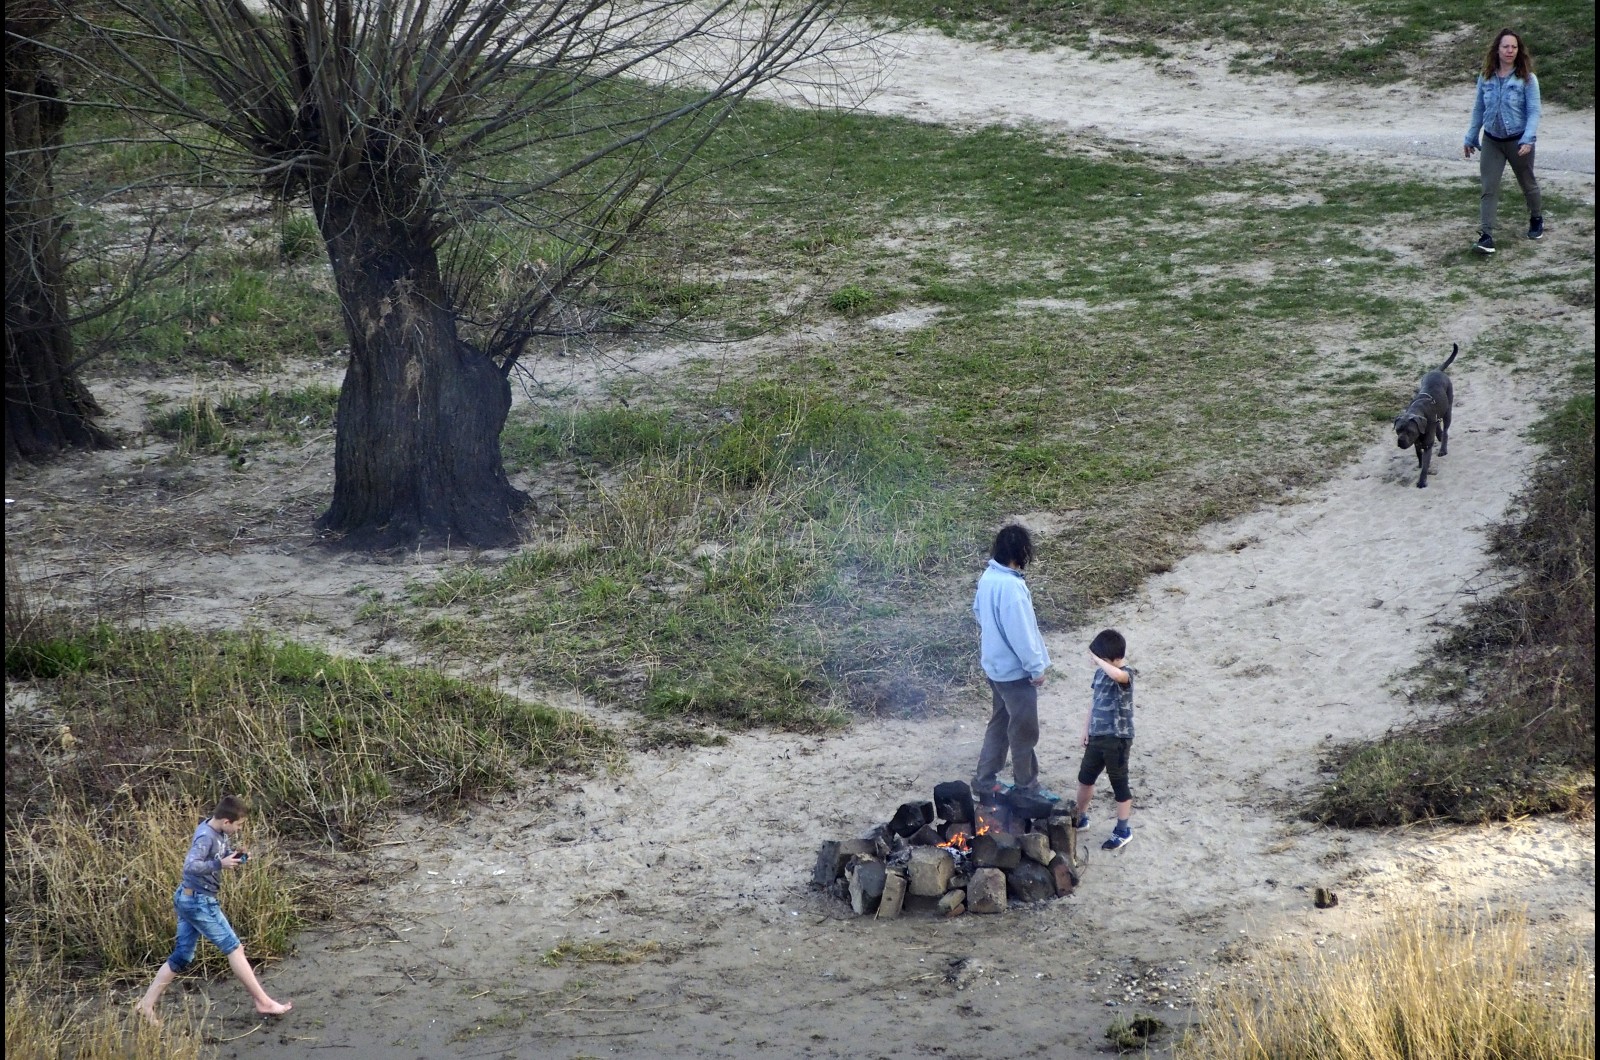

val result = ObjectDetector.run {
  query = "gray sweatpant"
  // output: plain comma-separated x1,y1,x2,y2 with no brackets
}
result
1479,135,1541,234
973,677,1039,791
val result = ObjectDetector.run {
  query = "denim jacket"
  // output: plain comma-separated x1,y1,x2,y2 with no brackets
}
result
179,819,233,897
1464,72,1541,147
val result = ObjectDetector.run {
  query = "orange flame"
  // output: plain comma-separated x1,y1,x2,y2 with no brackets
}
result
936,822,988,854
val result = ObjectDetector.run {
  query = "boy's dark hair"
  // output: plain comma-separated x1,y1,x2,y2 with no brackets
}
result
991,524,1034,569
1090,629,1126,660
211,795,248,822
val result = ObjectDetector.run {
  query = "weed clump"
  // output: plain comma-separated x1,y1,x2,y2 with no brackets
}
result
4,981,207,1060
1179,906,1594,1060
1107,1012,1166,1051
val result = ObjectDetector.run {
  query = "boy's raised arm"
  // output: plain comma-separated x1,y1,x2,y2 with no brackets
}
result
1091,653,1131,685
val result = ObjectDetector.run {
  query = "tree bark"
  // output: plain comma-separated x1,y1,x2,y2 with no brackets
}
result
312,191,528,549
5,8,111,462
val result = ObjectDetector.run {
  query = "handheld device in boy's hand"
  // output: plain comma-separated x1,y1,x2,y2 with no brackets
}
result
234,851,249,863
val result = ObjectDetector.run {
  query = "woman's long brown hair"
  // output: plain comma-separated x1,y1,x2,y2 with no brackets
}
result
1481,28,1534,80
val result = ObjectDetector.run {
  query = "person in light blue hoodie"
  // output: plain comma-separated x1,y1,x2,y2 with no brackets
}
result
970,523,1054,800
1463,28,1543,254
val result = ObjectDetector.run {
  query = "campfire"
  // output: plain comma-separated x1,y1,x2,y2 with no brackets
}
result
812,781,1081,917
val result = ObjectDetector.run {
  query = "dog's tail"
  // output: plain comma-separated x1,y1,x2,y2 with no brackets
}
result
1440,342,1459,371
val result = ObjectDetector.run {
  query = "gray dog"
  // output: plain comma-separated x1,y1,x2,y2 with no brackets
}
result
1394,344,1457,488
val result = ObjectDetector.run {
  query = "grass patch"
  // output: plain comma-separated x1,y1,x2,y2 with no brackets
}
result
1179,905,1594,1059
72,242,337,371
1311,392,1595,826
5,627,620,845
4,981,207,1060
423,385,981,728
539,939,664,967
148,384,340,459
856,0,1596,107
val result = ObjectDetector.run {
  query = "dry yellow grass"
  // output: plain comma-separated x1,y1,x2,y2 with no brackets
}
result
1180,906,1594,1060
4,984,206,1060
4,795,298,982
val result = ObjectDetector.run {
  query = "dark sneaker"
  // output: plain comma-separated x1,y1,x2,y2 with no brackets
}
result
1528,216,1544,240
971,779,1008,802
1073,813,1090,830
1473,232,1496,254
1101,828,1133,851
1016,785,1062,802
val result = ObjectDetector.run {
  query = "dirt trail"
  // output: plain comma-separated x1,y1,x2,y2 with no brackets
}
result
832,30,1596,197
5,21,1594,1060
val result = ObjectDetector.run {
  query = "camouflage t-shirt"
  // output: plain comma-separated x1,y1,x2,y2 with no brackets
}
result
1087,667,1136,739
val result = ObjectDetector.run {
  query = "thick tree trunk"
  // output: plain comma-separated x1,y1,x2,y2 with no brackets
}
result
312,193,528,549
5,14,111,462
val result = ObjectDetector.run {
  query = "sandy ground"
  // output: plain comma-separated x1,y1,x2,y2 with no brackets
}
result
840,30,1596,197
5,23,1595,1060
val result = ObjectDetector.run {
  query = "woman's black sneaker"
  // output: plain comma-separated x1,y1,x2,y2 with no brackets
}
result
1528,216,1545,240
1473,232,1496,254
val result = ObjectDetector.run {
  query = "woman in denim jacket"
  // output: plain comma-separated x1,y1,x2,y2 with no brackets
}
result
1463,28,1543,254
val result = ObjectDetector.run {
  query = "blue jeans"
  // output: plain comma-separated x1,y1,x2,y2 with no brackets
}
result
168,888,241,971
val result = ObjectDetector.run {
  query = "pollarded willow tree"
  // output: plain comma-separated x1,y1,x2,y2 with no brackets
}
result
54,0,855,547
6,0,113,461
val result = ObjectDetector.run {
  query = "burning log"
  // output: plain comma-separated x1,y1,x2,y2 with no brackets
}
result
813,779,1083,917
975,802,1013,836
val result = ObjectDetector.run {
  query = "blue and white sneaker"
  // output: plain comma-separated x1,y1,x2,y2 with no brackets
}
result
1101,827,1132,851
1073,813,1089,830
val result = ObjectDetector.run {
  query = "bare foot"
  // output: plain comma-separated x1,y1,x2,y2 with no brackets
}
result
255,999,292,1017
133,1003,161,1027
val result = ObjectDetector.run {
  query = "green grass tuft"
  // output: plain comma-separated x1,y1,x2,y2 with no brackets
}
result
5,628,619,845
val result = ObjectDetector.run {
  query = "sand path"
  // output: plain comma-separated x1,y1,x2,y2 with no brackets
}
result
841,29,1595,196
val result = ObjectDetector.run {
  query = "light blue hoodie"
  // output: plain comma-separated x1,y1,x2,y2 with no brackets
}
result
973,559,1050,682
